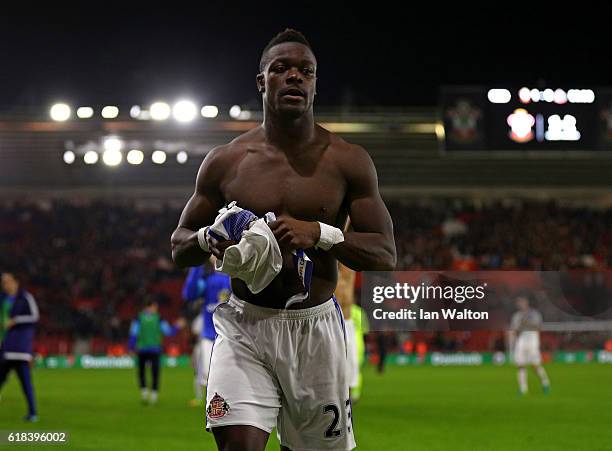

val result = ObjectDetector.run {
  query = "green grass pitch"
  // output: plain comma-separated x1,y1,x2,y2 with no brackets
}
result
1,363,611,450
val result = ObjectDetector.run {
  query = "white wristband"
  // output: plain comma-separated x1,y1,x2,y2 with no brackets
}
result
316,222,344,251
197,227,210,253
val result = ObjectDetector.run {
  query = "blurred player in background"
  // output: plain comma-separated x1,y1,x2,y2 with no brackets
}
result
189,312,204,406
350,303,368,400
509,296,551,395
374,331,391,374
0,271,39,422
336,263,369,403
128,300,184,405
182,258,231,406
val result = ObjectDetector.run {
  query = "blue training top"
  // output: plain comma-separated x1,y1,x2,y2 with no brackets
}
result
0,289,39,361
182,266,231,341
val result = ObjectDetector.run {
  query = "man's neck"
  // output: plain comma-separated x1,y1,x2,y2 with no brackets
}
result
262,111,316,151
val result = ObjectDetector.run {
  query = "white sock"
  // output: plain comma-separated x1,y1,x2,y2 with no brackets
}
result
141,388,149,400
518,368,528,393
535,365,550,387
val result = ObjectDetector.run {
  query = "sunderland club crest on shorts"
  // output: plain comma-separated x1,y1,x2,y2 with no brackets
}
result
207,393,230,419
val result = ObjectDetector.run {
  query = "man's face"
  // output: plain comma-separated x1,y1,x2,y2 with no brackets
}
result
258,42,317,118
516,297,529,311
1,273,18,294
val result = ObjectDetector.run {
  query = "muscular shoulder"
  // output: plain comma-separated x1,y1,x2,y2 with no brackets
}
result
326,132,373,169
325,131,368,158
324,131,376,187
203,131,256,170
198,128,261,183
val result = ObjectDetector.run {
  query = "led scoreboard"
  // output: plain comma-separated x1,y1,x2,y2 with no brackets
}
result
441,86,612,151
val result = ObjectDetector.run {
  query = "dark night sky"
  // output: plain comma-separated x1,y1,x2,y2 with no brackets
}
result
1,3,610,110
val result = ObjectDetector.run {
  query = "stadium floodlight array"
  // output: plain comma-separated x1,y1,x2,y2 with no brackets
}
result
64,149,193,166
127,149,145,165
103,137,122,153
63,150,76,164
130,105,141,119
237,110,252,120
151,150,167,164
101,106,120,119
62,133,196,166
229,105,242,119
176,151,188,164
201,105,219,118
50,103,71,121
83,150,99,165
76,107,94,119
50,102,233,121
102,149,122,166
173,100,198,122
150,102,172,121
228,104,252,120
102,137,123,166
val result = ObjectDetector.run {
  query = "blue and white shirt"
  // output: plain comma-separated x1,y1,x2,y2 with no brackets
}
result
0,289,39,361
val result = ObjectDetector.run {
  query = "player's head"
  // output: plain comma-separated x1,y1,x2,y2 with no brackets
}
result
144,299,158,313
257,29,317,119
515,296,530,311
1,271,20,295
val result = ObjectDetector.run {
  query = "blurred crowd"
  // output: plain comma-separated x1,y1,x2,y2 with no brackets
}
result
390,199,611,270
0,200,182,341
1,198,610,352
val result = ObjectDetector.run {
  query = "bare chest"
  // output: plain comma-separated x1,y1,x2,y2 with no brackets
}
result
221,148,346,224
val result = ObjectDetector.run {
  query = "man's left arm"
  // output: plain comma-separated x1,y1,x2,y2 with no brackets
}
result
330,145,396,270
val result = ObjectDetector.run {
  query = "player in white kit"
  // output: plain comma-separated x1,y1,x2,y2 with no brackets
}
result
171,29,397,451
509,296,551,395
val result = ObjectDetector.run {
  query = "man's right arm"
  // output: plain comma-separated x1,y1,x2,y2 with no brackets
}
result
171,146,227,268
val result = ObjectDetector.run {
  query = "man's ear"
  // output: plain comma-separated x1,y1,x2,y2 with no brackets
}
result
256,73,265,93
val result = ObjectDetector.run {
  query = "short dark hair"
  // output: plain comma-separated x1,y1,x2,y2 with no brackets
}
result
259,28,312,72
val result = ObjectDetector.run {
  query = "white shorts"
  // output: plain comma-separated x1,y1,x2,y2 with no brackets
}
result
195,338,214,386
514,342,542,366
344,319,359,389
206,294,356,451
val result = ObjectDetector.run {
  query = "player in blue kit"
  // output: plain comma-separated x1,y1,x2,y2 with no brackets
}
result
182,258,231,405
0,271,39,422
